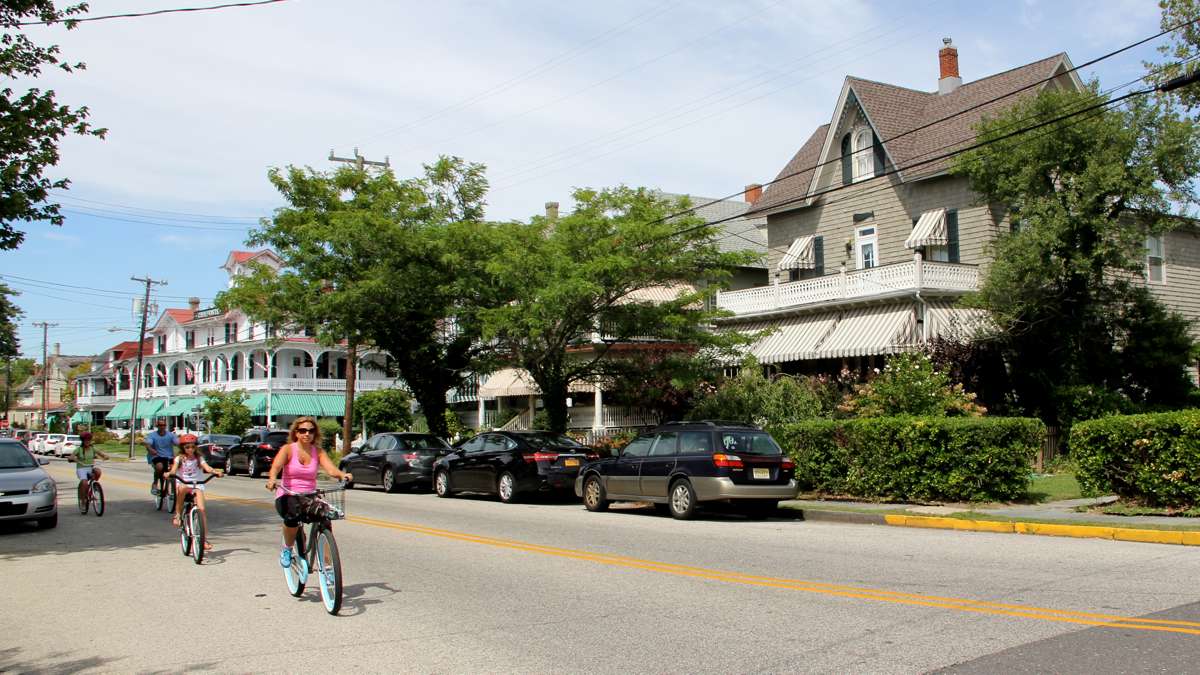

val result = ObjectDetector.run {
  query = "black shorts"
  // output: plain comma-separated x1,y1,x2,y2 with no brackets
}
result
275,495,305,528
151,457,171,471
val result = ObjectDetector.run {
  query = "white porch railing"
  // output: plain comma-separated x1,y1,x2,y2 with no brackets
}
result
716,260,979,316
119,377,398,399
76,394,115,407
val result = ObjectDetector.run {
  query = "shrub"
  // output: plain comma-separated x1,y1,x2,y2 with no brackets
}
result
316,418,341,453
353,388,413,435
839,352,985,418
688,357,829,426
773,416,1043,502
88,428,118,444
1071,409,1200,507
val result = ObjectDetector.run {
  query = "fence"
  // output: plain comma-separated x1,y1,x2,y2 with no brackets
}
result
1036,425,1061,471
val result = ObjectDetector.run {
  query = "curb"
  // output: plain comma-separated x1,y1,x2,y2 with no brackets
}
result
800,509,1200,546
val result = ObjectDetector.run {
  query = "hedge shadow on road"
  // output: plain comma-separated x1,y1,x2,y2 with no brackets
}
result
0,646,125,674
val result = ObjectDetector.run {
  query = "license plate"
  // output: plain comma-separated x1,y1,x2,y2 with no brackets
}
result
752,468,770,480
564,458,580,467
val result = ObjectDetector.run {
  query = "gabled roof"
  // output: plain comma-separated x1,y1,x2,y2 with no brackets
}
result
222,249,281,272
112,339,152,361
750,53,1079,216
660,192,767,267
150,307,196,333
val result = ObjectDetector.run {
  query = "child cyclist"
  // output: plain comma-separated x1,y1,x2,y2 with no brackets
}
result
165,434,223,550
71,431,109,503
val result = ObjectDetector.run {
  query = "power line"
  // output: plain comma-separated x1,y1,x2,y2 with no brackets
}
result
61,208,252,231
0,273,214,302
48,193,262,220
16,0,287,26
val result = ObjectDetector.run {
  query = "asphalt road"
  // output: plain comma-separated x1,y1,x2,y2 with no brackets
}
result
3,459,1200,674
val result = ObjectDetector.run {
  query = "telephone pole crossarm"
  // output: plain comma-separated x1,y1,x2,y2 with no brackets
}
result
128,275,167,458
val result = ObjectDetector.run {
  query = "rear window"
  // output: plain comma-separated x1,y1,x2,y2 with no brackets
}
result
209,434,240,445
521,433,583,449
720,431,782,456
65,436,80,443
267,432,291,447
398,435,450,450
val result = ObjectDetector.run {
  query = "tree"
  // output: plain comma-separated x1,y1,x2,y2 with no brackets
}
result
1,2,105,249
688,357,828,428
954,85,1200,422
60,361,90,412
481,187,755,433
1147,0,1200,111
353,388,413,436
601,346,717,424
0,284,21,359
201,390,251,436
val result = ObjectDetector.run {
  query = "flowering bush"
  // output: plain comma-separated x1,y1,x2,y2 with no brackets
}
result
688,357,833,428
1072,409,1200,507
839,352,985,418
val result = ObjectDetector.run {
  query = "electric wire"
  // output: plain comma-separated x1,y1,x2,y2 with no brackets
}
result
15,0,287,26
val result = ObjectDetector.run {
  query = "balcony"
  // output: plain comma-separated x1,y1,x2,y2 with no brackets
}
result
76,394,116,408
715,260,979,317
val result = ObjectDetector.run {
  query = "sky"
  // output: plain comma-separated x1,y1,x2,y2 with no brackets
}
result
4,0,1169,359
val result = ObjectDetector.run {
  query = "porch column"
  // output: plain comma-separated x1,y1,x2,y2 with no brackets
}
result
914,250,924,290
527,394,536,429
266,351,273,425
477,396,486,430
592,383,604,431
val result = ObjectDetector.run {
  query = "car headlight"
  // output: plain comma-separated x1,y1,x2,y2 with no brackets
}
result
32,478,55,494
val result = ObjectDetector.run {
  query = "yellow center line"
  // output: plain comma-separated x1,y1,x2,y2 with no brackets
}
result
89,472,1200,636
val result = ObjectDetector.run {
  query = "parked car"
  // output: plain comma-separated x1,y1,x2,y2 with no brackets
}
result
433,431,594,503
29,433,46,454
340,432,454,492
13,430,31,447
197,433,240,470
41,434,65,457
58,435,81,458
0,439,57,528
224,429,290,478
575,421,798,520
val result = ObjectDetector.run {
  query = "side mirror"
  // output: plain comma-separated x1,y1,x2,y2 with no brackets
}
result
37,456,49,465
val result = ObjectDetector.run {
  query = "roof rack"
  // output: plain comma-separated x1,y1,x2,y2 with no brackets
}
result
657,420,761,429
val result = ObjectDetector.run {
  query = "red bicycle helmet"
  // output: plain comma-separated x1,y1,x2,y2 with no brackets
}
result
179,434,198,445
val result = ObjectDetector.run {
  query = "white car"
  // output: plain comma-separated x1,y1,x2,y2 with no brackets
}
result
59,435,81,457
42,434,65,456
30,433,47,454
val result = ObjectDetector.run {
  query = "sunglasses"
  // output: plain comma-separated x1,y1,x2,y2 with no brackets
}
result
296,427,316,435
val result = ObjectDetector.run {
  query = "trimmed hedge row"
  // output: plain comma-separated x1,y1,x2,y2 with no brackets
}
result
772,417,1044,502
1071,409,1200,507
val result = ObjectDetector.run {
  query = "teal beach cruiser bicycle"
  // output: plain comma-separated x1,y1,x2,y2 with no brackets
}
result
279,482,348,615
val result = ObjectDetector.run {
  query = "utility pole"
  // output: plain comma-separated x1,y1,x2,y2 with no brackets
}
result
129,275,167,458
3,357,11,429
31,322,56,430
327,148,387,456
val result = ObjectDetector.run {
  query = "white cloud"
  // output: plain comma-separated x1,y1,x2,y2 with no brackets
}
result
42,231,81,246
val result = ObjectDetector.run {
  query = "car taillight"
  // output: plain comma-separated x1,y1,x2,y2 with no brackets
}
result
523,452,559,463
258,443,272,450
403,452,420,464
781,457,795,470
586,452,599,460
712,453,743,468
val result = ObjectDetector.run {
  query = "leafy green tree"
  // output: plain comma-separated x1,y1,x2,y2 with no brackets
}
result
688,357,828,428
1147,0,1200,111
602,347,719,424
61,361,90,412
954,85,1200,421
201,390,251,436
353,388,413,435
1,2,105,248
481,187,755,433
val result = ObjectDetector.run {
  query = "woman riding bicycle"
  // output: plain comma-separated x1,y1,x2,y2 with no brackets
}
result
165,434,223,550
265,417,351,568
71,432,109,501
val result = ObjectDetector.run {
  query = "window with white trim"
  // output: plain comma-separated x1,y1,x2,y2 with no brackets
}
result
852,128,874,182
855,226,877,269
1146,235,1165,283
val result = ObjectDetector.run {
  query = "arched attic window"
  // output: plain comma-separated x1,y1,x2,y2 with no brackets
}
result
841,127,884,184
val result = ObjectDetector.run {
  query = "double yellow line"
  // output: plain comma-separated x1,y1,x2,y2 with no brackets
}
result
94,471,1200,636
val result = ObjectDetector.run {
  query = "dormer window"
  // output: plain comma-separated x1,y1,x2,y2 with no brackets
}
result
841,126,880,184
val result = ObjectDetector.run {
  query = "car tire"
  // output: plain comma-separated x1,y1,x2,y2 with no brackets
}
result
37,513,57,529
382,467,398,493
582,475,609,512
668,479,698,520
225,456,238,476
497,471,518,504
248,455,261,478
434,470,453,498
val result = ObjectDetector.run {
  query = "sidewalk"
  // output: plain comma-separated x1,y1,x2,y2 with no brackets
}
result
785,496,1200,546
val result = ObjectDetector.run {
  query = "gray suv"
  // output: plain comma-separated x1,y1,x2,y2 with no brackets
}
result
574,421,798,519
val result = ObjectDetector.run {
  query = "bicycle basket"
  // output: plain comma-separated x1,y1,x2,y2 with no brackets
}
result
315,484,347,520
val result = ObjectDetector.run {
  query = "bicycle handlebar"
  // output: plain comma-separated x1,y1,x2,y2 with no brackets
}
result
273,480,350,495
174,474,218,486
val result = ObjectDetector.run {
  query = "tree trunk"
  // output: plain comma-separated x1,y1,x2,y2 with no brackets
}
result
342,341,357,457
541,379,570,433
412,380,450,439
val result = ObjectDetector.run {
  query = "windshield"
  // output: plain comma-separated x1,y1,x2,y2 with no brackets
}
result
48,434,64,442
65,436,80,443
267,432,291,447
521,433,584,449
0,444,36,469
209,435,240,445
720,431,783,456
398,435,450,450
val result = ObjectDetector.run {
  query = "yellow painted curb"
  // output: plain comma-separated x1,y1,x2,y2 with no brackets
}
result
885,514,1200,546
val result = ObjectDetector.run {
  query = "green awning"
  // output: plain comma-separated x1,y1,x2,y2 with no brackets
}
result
133,399,165,421
245,393,268,416
269,393,346,417
161,397,203,416
69,411,89,424
105,400,133,421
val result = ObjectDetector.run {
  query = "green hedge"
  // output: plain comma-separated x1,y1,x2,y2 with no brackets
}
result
772,417,1044,502
1071,409,1200,507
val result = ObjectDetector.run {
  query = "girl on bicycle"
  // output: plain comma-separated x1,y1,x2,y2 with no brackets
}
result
71,432,109,502
165,434,223,549
265,417,351,568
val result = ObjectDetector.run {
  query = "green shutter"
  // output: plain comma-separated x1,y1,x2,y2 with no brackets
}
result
813,236,824,276
873,132,885,177
947,209,960,263
840,134,852,185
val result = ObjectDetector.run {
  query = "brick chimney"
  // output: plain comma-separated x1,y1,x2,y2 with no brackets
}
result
188,297,200,312
744,183,763,205
545,201,559,221
53,342,60,357
938,37,961,95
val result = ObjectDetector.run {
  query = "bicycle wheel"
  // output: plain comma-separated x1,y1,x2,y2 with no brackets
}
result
190,507,205,565
167,482,177,513
77,483,89,515
283,527,307,597
91,482,104,517
179,506,192,556
314,526,343,615
155,475,165,511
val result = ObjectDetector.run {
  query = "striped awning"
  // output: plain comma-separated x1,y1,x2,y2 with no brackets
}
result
69,411,89,424
244,393,268,416
105,400,133,421
925,300,993,341
130,399,165,421
160,397,203,416
812,305,918,359
905,208,948,249
739,313,839,364
477,368,595,399
777,235,815,270
616,284,697,305
270,393,345,417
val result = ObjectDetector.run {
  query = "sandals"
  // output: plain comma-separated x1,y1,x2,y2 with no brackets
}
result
203,541,213,551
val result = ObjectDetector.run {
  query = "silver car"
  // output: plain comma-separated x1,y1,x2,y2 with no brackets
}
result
0,440,57,528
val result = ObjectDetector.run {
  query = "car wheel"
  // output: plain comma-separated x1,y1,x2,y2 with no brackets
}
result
434,470,453,498
225,456,237,476
668,479,698,520
37,513,57,529
248,455,260,478
382,467,398,493
583,475,609,512
497,471,518,504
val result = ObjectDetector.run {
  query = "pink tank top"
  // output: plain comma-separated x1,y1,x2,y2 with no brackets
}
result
277,442,318,497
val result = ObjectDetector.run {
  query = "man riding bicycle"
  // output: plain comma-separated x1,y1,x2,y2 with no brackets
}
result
145,418,179,496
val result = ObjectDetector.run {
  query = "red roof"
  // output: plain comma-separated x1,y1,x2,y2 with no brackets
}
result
112,339,153,361
230,250,271,264
165,308,195,323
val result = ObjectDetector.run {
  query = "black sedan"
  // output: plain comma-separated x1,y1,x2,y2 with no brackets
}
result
433,431,594,503
197,433,240,470
339,432,453,492
224,429,290,478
